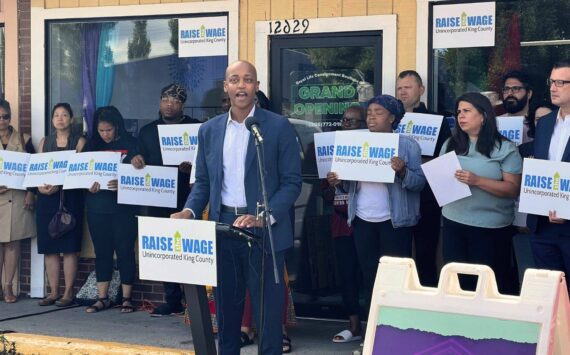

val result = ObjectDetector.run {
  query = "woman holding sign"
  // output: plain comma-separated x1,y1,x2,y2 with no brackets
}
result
84,106,138,313
441,92,522,293
0,99,35,303
36,103,86,307
328,95,425,310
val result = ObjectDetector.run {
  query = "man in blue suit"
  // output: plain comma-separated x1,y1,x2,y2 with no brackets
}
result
528,60,570,295
171,60,302,354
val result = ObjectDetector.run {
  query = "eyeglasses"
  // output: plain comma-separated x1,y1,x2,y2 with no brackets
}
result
502,86,525,94
342,117,364,124
160,97,182,104
0,114,10,120
547,78,570,87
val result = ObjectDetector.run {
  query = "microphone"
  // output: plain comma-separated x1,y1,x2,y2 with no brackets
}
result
215,223,257,243
245,116,263,143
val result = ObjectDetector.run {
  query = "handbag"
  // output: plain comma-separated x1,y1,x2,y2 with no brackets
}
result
48,190,76,239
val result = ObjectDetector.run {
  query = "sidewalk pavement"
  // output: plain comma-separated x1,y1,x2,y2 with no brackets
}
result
0,298,361,354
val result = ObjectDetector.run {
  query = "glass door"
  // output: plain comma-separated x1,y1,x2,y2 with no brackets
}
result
270,32,382,318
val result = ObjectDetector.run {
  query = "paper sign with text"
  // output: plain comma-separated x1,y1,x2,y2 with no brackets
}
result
395,113,443,156
421,151,472,206
22,150,75,188
117,164,178,208
331,131,399,183
519,158,570,219
158,123,201,166
497,116,524,146
138,217,217,286
190,145,198,185
0,150,30,190
433,2,495,49
63,152,121,190
313,131,336,178
178,16,228,58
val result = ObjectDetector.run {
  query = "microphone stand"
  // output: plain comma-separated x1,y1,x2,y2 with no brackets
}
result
253,133,280,355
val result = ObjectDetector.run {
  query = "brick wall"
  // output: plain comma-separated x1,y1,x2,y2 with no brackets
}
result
20,251,169,305
18,0,32,136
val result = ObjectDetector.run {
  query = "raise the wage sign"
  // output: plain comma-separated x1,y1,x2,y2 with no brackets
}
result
313,131,336,178
519,158,570,220
496,116,524,146
138,217,217,286
63,152,121,190
395,113,443,156
330,131,399,183
22,150,74,188
0,150,30,190
117,164,178,208
158,123,201,166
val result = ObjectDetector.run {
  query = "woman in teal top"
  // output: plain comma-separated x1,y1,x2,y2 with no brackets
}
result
441,92,522,293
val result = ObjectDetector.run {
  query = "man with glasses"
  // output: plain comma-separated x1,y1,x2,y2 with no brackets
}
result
500,70,534,143
131,83,200,316
396,70,451,287
528,60,570,296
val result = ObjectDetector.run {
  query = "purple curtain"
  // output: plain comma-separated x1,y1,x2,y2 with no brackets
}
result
81,24,101,138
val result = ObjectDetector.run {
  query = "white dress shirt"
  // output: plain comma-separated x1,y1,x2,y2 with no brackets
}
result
548,109,570,161
221,106,255,207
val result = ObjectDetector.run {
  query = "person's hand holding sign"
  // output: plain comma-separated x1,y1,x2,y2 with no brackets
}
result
455,169,480,186
549,210,565,224
326,172,341,187
391,157,407,179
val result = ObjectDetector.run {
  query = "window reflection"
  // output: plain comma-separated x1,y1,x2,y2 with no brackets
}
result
48,17,228,137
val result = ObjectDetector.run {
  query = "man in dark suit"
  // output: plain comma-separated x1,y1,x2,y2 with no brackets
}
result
171,60,302,354
528,60,570,295
131,83,200,316
397,70,451,287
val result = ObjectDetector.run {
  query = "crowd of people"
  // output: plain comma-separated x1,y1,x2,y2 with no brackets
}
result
1,58,570,354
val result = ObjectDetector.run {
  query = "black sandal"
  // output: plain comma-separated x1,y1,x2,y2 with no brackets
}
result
283,334,292,353
86,297,111,313
120,297,136,313
239,331,254,347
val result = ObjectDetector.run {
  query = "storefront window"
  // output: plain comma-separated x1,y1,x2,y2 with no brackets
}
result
48,15,228,136
430,0,570,115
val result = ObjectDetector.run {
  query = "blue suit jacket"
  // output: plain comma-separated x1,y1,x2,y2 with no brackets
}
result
184,108,302,251
527,109,570,233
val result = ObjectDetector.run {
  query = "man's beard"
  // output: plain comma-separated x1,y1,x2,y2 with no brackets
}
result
161,112,183,122
503,93,528,114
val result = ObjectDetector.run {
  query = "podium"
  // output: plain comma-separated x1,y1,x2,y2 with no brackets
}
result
364,257,570,355
138,217,256,355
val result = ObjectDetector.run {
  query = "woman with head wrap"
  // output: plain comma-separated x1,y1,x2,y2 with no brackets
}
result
84,106,139,313
327,94,425,311
441,92,522,292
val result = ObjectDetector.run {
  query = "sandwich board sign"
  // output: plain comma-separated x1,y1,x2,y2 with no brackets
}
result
363,257,570,355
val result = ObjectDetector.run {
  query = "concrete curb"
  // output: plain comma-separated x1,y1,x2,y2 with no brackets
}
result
3,333,194,355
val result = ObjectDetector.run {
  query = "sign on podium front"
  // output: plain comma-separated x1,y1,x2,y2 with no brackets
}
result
137,217,217,286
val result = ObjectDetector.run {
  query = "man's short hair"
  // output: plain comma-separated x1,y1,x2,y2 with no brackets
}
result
398,70,423,86
344,105,366,120
501,70,532,90
553,60,570,70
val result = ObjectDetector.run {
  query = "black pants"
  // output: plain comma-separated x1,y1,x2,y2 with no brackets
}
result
412,197,441,287
216,212,285,355
530,223,570,297
333,236,361,317
352,217,412,310
442,217,515,292
87,212,137,285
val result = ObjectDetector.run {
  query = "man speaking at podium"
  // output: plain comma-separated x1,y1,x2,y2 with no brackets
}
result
171,60,302,354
